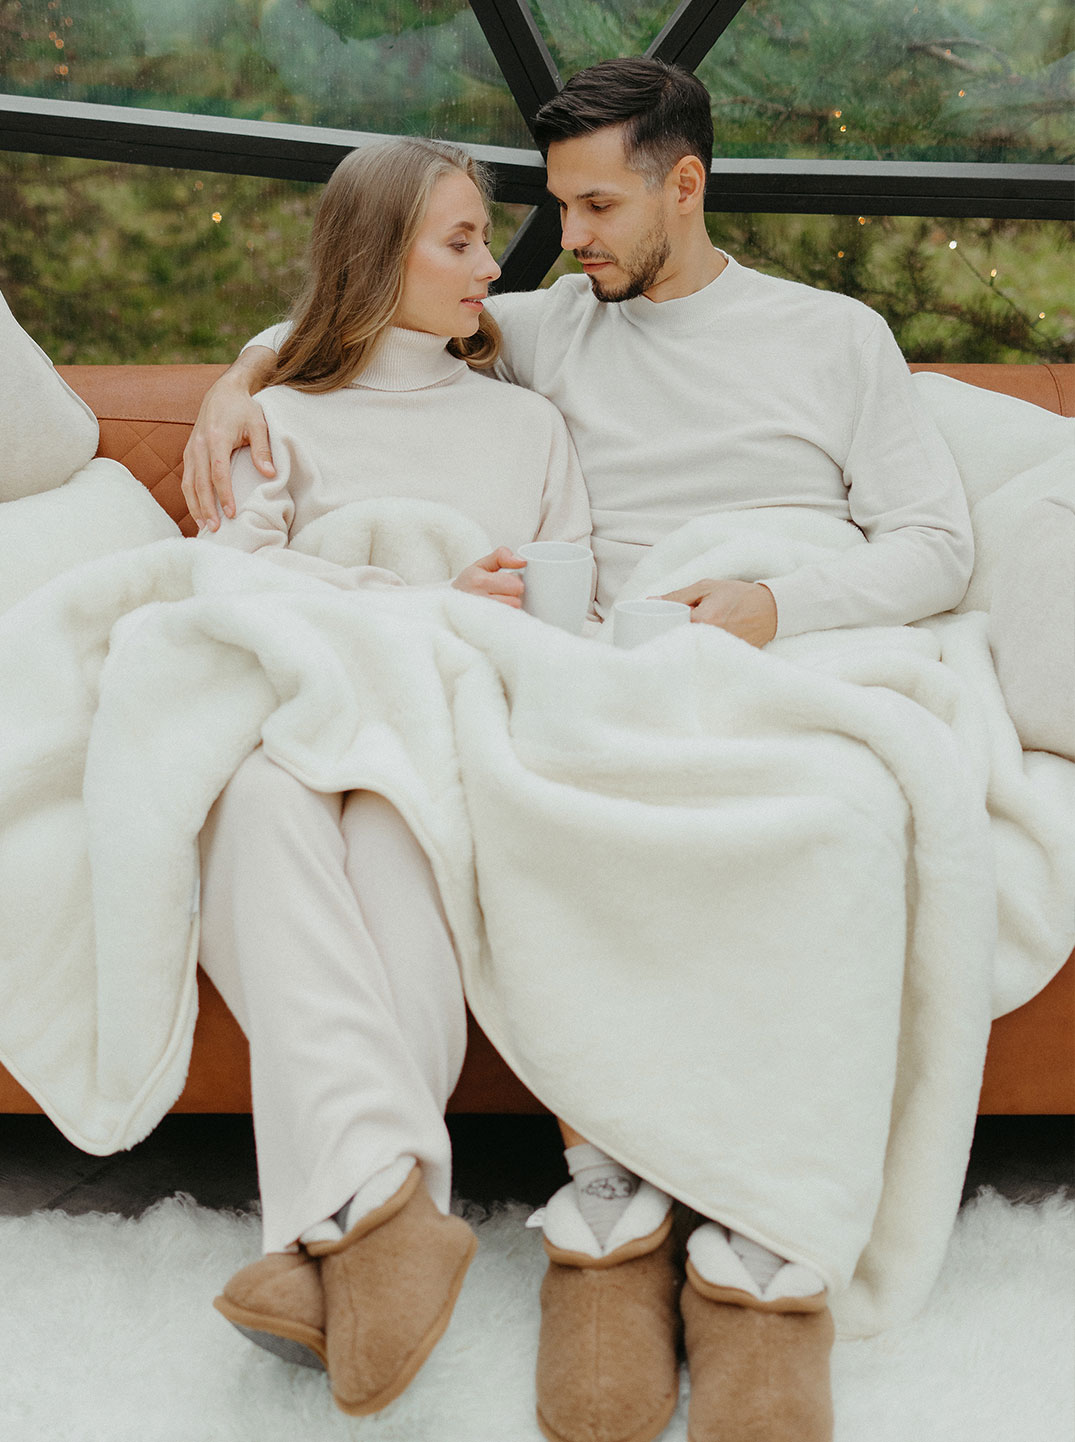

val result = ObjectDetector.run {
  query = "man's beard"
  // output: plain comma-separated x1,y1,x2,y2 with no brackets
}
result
579,218,671,303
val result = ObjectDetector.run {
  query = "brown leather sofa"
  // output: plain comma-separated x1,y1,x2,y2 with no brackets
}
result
1,360,1071,1120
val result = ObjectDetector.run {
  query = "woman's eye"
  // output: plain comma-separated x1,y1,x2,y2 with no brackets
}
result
451,241,470,252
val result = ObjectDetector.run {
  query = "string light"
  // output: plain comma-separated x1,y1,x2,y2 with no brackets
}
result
833,109,842,118
949,240,958,249
1039,312,1046,319
837,250,845,258
212,212,222,223
958,89,966,97
840,125,847,132
990,268,998,278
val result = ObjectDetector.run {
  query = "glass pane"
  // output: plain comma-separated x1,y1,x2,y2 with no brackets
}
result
0,151,534,363
537,213,1074,363
702,212,1074,362
528,1,676,78
0,0,532,148
696,0,1074,163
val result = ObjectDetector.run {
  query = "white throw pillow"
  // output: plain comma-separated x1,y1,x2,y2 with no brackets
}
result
0,458,181,616
912,372,1075,613
0,290,100,502
989,494,1075,760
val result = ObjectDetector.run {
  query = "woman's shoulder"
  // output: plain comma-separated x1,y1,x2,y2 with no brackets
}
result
456,365,565,428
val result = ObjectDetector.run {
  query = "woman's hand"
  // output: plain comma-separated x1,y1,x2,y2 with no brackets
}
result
452,548,527,606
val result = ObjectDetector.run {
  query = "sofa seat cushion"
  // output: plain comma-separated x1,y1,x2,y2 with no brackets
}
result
989,494,1075,760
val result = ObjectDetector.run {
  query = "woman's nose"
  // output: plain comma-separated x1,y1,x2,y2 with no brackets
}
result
477,244,501,283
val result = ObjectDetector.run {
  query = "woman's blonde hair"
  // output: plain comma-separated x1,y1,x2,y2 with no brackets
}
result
271,137,501,393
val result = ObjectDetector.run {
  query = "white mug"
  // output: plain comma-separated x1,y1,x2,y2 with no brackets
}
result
519,541,594,634
612,598,691,649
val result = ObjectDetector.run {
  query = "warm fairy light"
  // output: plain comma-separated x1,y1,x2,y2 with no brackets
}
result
949,240,958,249
54,37,63,47
54,63,67,76
833,109,842,118
858,216,867,225
958,89,966,97
194,180,204,190
840,125,847,132
990,268,998,278
212,212,222,223
1039,312,1046,319
837,250,845,258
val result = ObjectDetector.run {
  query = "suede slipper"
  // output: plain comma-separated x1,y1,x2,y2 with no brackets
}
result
537,1208,683,1442
304,1163,477,1417
681,1258,835,1442
214,1250,327,1370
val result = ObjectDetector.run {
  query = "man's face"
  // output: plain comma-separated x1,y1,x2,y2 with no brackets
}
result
546,126,672,303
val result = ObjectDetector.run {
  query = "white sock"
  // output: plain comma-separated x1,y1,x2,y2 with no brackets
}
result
728,1229,786,1291
565,1143,640,1247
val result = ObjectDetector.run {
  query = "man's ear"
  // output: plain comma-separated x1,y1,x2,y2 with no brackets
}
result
669,154,708,213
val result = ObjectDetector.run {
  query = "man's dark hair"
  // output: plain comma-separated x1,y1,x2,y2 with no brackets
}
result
533,57,713,186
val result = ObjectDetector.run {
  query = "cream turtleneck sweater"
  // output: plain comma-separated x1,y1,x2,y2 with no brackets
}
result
202,326,592,588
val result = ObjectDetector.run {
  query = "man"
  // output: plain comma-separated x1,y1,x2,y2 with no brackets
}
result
183,57,972,1442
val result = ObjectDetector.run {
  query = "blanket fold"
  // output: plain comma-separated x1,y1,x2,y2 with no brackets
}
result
1,497,1072,1340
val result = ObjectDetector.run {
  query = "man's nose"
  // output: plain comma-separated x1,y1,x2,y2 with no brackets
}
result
559,209,592,253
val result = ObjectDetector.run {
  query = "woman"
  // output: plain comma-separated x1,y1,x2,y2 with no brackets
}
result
196,137,592,1418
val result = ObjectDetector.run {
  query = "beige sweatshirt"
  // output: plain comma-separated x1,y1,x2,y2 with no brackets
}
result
203,326,592,589
484,256,973,635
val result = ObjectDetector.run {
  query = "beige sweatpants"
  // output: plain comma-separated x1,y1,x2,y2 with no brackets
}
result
198,747,467,1253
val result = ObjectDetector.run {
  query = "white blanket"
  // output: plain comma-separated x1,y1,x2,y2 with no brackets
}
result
1,486,1072,1340
2,371,1074,1337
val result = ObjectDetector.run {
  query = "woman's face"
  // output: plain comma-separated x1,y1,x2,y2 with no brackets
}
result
394,171,501,338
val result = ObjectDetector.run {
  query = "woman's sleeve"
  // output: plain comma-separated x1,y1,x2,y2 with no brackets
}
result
198,442,406,592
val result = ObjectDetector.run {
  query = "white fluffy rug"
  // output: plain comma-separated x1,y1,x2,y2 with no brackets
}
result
0,1189,1070,1442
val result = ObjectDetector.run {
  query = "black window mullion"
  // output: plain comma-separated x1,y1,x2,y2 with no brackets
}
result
468,0,562,136
647,0,750,70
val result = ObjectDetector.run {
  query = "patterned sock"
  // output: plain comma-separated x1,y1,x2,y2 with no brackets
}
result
565,1142,640,1247
728,1229,786,1291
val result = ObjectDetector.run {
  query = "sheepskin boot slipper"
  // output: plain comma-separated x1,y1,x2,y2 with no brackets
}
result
681,1223,834,1442
304,1163,477,1417
536,1180,683,1442
213,1250,327,1370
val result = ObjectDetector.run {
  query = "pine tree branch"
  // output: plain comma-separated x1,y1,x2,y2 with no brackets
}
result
908,38,1015,76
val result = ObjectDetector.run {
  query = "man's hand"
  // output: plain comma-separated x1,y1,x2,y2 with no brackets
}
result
660,579,778,647
181,346,277,530
452,548,527,606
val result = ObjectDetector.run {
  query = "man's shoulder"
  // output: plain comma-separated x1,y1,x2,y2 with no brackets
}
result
486,274,594,345
735,262,887,339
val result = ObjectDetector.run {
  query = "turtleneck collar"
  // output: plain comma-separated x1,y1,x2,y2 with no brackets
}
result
351,326,467,392
617,250,743,335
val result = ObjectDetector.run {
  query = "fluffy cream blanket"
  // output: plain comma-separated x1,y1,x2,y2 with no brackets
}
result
1,383,1072,1339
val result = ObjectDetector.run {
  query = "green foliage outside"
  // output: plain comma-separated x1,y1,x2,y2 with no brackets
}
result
0,0,1071,363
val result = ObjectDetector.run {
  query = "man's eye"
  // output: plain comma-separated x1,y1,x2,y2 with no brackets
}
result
590,204,609,213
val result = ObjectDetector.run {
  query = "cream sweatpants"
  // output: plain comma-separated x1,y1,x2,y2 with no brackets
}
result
198,746,467,1254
